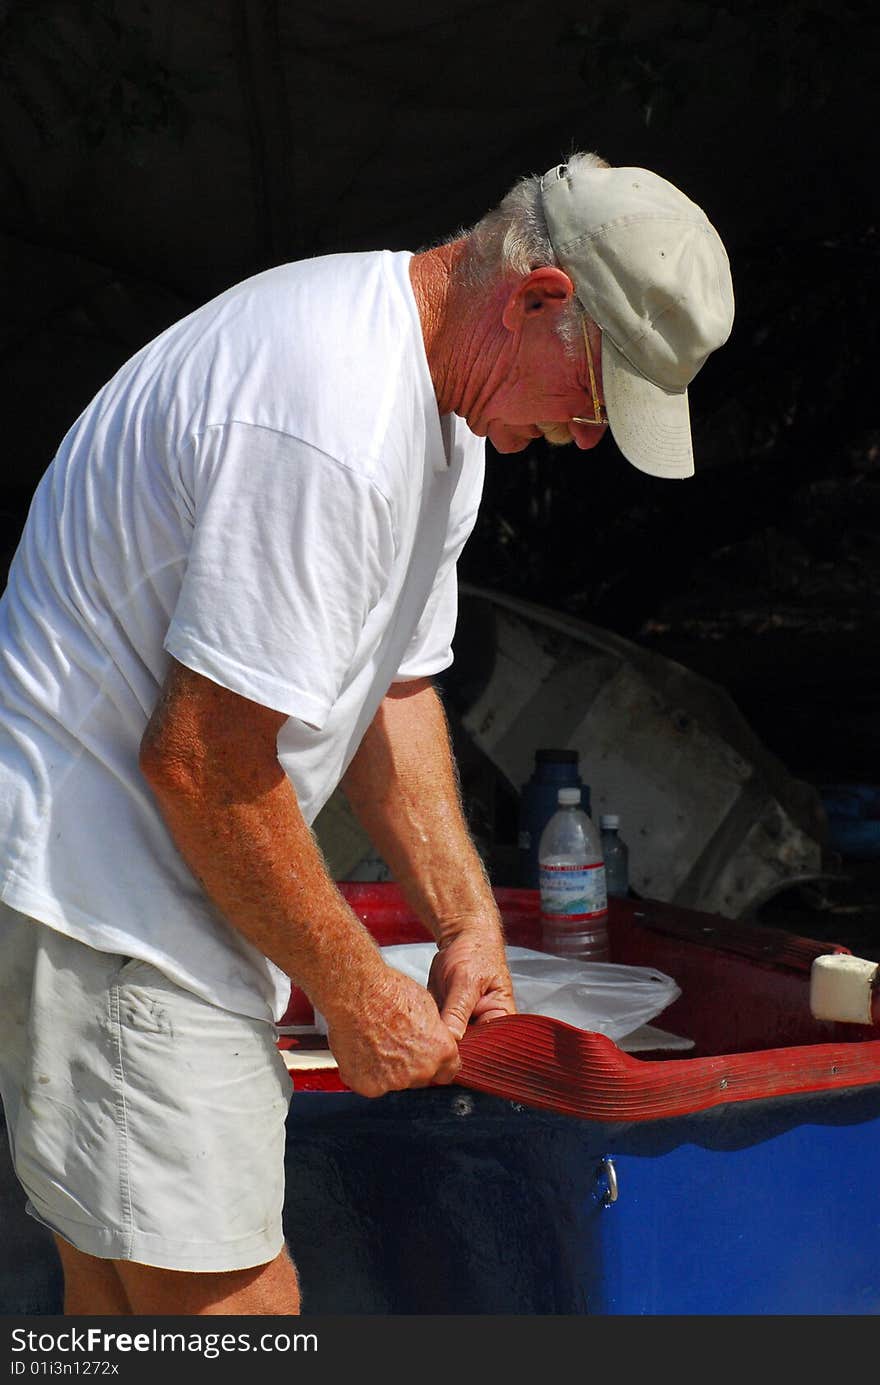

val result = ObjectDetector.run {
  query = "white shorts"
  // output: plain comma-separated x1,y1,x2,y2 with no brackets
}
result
0,903,293,1273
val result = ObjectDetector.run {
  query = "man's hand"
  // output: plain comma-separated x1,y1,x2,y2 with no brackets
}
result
427,923,516,1041
341,677,518,1039
322,963,462,1097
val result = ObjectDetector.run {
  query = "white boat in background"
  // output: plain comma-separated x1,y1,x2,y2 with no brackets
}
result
314,584,827,922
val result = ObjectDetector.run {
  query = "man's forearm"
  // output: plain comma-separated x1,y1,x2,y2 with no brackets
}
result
340,677,502,943
139,658,474,1092
139,662,387,1024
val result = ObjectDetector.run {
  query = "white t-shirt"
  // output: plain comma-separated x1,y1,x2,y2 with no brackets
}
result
0,250,486,1022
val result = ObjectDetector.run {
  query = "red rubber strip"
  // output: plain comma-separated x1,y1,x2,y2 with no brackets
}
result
456,1014,880,1122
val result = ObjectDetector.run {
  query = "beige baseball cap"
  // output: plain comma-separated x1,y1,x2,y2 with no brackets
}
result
540,161,735,477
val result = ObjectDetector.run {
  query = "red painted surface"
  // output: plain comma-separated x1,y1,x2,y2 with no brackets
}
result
278,882,880,1116
455,1015,880,1122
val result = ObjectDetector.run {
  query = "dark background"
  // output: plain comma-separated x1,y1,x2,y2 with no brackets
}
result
2,0,879,819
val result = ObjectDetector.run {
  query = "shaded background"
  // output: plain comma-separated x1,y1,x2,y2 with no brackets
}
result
2,0,879,888
3,6,880,1320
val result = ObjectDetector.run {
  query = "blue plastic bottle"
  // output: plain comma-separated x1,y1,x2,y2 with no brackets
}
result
518,748,591,889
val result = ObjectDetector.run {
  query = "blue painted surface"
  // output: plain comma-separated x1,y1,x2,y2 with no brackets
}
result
518,752,592,889
281,1089,607,1314
4,1083,880,1315
594,1088,880,1314
280,1084,880,1315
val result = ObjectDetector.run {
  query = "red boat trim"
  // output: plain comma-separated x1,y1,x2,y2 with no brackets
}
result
455,1014,880,1122
279,883,876,1117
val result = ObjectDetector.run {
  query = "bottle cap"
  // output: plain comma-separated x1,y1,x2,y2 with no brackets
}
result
600,813,620,829
557,786,581,806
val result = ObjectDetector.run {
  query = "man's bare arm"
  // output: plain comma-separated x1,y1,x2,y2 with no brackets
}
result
138,658,460,1096
340,677,516,1037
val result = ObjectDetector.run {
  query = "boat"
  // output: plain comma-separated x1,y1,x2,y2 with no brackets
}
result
314,584,827,920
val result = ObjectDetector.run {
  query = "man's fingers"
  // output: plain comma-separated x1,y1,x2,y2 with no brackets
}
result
439,986,474,1042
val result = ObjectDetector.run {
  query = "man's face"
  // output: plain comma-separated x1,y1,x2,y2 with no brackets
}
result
473,316,610,456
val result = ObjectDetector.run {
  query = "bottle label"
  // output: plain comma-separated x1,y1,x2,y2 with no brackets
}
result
539,862,607,920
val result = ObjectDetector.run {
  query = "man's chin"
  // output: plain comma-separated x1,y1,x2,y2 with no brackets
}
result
537,422,575,447
488,422,581,452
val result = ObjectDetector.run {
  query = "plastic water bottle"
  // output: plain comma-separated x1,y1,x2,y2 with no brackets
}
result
538,786,609,962
599,814,630,897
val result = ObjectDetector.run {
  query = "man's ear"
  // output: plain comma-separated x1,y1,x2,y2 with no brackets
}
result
501,266,575,331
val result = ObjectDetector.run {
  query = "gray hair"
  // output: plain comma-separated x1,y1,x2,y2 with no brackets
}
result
459,150,609,350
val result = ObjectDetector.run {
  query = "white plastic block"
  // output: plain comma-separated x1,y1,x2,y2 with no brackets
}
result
810,954,880,1025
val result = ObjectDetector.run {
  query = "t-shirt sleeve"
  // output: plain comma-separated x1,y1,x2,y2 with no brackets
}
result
392,561,460,682
165,423,395,728
393,432,485,683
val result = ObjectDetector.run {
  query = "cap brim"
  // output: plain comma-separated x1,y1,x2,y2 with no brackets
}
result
601,336,694,478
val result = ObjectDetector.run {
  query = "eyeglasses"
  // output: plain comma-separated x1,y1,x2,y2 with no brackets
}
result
571,319,608,427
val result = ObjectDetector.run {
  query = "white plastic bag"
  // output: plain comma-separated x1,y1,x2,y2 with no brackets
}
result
373,942,681,1042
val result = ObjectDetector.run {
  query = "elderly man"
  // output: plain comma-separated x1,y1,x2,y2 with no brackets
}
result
0,152,733,1315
